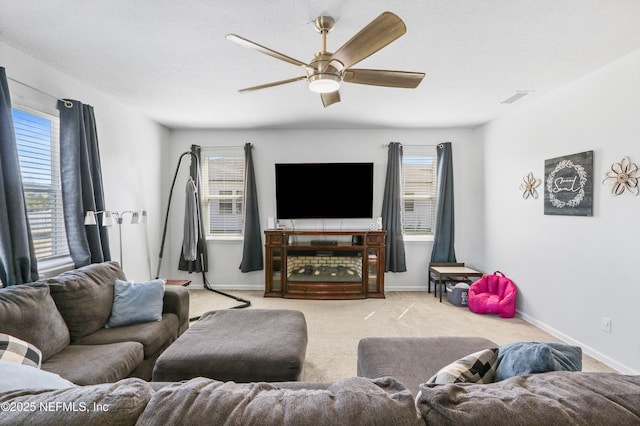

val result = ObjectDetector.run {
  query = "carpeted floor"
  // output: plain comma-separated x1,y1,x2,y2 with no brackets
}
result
188,289,616,382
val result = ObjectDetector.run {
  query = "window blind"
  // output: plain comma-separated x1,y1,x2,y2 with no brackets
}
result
201,147,245,235
402,146,438,235
12,106,69,260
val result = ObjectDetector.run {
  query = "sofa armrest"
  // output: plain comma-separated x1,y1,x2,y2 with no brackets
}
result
163,286,189,336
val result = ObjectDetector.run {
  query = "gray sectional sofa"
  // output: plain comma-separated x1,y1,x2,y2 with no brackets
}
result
1,263,639,425
1,355,639,425
0,261,189,384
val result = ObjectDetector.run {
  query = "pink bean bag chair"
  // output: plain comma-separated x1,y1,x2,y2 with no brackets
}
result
468,271,517,318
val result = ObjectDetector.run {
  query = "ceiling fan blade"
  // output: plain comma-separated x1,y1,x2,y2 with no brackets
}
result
321,91,341,107
343,69,425,88
328,12,406,72
226,34,311,69
238,76,307,93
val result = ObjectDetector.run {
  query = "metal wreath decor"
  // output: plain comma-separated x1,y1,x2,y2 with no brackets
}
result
546,160,588,208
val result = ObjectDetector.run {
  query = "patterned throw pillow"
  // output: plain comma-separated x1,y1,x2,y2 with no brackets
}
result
0,333,42,368
427,348,499,384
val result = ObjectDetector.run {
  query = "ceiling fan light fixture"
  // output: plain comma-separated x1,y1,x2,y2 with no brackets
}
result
308,73,341,93
228,12,424,106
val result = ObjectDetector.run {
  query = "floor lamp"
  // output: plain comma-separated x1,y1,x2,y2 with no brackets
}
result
84,210,147,269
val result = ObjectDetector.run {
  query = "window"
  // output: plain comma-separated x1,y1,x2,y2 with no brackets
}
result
219,190,233,214
201,147,245,236
12,106,69,261
402,146,438,236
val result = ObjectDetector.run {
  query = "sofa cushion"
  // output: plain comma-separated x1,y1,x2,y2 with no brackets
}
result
0,360,75,392
42,342,144,385
494,341,582,381
0,333,42,368
105,278,165,328
0,284,70,361
427,348,499,384
416,371,640,425
0,378,153,425
74,313,178,358
47,261,125,340
138,376,423,426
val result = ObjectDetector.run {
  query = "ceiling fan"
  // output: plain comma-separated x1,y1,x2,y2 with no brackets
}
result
226,11,425,107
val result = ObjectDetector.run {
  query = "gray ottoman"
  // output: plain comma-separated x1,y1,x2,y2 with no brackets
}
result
357,336,497,395
152,309,307,382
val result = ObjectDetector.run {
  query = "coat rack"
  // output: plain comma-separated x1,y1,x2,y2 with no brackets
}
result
156,150,250,312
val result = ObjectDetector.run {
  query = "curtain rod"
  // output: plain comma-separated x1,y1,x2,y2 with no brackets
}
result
381,143,441,147
7,76,73,108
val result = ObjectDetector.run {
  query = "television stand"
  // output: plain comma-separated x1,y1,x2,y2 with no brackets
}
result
264,230,386,300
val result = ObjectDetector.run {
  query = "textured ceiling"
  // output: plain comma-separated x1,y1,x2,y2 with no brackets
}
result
2,0,640,129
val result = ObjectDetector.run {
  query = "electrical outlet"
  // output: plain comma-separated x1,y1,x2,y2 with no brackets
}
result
601,317,612,333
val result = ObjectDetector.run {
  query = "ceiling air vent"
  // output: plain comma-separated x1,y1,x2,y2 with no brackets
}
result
500,91,533,104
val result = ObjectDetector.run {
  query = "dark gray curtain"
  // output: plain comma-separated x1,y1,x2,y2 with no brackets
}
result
239,143,263,272
430,142,457,263
59,99,110,267
179,144,208,272
381,142,406,272
0,67,39,285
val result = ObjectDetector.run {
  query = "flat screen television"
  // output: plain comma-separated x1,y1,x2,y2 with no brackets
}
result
275,162,374,219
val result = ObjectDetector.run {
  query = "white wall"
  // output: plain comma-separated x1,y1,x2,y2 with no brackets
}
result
2,42,170,281
162,128,484,291
479,49,640,374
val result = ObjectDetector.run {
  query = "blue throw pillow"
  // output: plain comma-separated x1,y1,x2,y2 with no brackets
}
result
494,341,582,381
105,279,165,328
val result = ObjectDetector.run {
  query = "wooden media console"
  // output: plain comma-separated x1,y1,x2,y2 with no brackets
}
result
264,229,386,300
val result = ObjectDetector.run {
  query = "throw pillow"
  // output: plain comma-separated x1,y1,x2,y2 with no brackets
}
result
0,333,42,368
0,284,70,362
0,360,75,392
494,341,582,381
427,348,499,384
105,279,165,328
47,261,125,340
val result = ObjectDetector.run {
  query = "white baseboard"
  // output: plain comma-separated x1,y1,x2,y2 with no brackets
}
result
188,283,260,291
385,285,429,292
189,284,430,292
517,310,638,375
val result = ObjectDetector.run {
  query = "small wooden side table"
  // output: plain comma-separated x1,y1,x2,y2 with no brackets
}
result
165,279,191,287
428,265,483,303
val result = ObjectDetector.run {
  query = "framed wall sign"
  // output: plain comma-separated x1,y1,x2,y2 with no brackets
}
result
544,150,593,216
